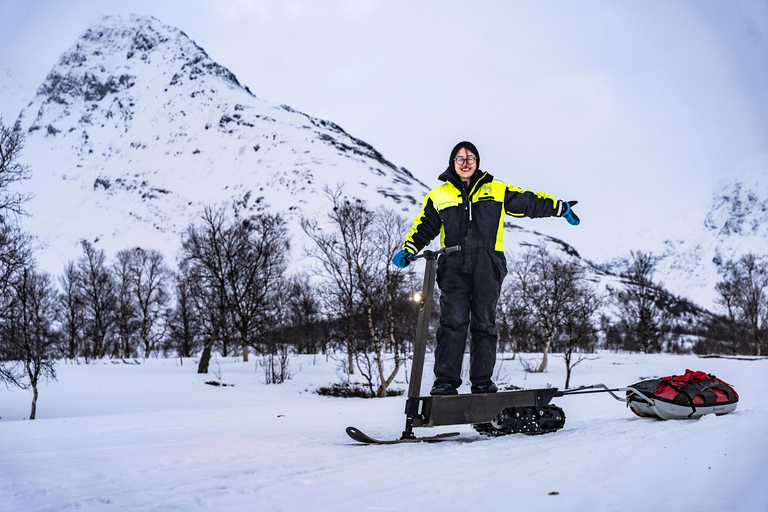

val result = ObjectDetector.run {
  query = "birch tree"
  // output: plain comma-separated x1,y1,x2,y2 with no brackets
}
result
77,240,116,360
303,186,413,396
181,203,288,371
716,253,768,356
9,269,57,419
611,251,669,353
508,245,581,372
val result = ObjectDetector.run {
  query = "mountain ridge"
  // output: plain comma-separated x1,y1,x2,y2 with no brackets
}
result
14,14,436,271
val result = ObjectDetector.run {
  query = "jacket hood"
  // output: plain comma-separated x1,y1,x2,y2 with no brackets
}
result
439,140,482,189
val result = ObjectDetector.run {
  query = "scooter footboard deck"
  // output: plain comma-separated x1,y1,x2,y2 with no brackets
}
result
407,388,559,427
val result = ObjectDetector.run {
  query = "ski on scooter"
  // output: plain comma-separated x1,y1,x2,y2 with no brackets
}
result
346,426,459,445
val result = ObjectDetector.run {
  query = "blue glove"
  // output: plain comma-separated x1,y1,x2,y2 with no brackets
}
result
392,250,412,268
559,200,580,226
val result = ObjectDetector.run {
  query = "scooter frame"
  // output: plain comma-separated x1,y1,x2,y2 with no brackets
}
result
400,246,559,440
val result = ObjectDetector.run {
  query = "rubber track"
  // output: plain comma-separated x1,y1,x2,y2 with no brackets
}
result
473,405,566,437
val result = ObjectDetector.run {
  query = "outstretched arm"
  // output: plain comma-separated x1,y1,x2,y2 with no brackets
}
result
504,185,580,225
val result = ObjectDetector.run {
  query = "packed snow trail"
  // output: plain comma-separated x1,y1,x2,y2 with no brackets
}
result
1,353,766,511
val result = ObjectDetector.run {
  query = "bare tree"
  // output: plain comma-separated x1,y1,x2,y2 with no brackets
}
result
496,284,532,359
129,248,171,358
113,251,138,358
301,186,362,376
229,209,289,356
0,119,34,385
181,202,288,372
182,207,231,371
9,269,58,419
166,262,203,358
559,282,602,388
285,273,322,354
350,206,412,397
0,119,32,221
508,245,582,372
367,208,412,397
57,261,85,360
304,187,413,396
715,253,768,356
610,251,669,353
77,240,116,360
260,276,292,384
0,226,33,387
0,218,31,297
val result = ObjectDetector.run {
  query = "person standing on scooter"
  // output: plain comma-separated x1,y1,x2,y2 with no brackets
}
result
391,141,580,396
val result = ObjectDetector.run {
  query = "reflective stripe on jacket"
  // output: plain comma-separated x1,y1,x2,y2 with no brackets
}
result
403,169,558,256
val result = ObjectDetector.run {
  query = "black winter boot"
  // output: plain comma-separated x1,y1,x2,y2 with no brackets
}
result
430,381,459,396
471,381,498,394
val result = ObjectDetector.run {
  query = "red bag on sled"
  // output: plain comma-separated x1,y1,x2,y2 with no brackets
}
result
626,369,739,420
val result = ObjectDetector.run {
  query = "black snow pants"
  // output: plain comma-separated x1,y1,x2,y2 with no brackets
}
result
434,247,507,390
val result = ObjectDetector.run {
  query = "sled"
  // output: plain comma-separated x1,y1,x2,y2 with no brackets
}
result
625,370,739,419
559,370,739,421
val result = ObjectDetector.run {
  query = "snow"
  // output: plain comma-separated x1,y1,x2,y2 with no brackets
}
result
2,352,766,511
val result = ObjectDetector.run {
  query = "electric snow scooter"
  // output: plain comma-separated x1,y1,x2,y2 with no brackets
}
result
346,245,566,444
346,246,740,444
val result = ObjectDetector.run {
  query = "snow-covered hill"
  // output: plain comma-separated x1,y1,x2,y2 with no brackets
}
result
13,14,432,270
650,155,768,309
12,14,583,276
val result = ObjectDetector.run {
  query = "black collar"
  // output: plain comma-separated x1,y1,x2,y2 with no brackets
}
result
438,167,493,194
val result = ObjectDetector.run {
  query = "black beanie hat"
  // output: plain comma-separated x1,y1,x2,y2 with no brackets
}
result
447,141,480,171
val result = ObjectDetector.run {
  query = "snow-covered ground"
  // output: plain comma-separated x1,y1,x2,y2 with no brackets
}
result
1,352,766,511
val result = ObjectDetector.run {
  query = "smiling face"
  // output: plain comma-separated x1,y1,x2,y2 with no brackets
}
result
453,147,477,184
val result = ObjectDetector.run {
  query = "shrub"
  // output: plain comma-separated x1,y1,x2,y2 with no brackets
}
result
315,382,403,398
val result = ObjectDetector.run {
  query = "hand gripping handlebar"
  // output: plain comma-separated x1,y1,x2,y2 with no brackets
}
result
406,245,461,262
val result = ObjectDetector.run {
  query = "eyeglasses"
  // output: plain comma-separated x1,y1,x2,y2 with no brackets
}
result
454,157,476,166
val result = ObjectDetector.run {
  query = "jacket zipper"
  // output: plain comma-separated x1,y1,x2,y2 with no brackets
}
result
461,181,472,221
459,172,490,223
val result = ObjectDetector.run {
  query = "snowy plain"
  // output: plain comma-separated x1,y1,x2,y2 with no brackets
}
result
1,352,766,512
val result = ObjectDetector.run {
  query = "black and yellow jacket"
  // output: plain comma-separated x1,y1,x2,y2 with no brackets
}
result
403,168,561,257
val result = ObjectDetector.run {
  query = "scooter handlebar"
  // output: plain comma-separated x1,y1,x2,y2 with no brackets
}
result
406,245,461,262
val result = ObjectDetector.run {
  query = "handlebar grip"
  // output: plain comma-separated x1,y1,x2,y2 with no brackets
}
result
407,245,462,262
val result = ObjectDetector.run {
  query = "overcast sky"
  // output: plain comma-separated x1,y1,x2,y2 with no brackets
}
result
1,0,767,260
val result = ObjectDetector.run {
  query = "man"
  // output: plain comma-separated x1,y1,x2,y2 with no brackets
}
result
392,141,580,395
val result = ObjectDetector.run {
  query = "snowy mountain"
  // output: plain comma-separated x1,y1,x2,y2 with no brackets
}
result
13,14,431,271
13,14,583,276
649,155,768,309
15,13,762,319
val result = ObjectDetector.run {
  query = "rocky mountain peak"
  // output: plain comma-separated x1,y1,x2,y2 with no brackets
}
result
37,14,246,104
645,154,768,309
703,155,768,240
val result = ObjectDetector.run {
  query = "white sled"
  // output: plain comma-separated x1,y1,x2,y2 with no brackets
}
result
625,386,738,420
